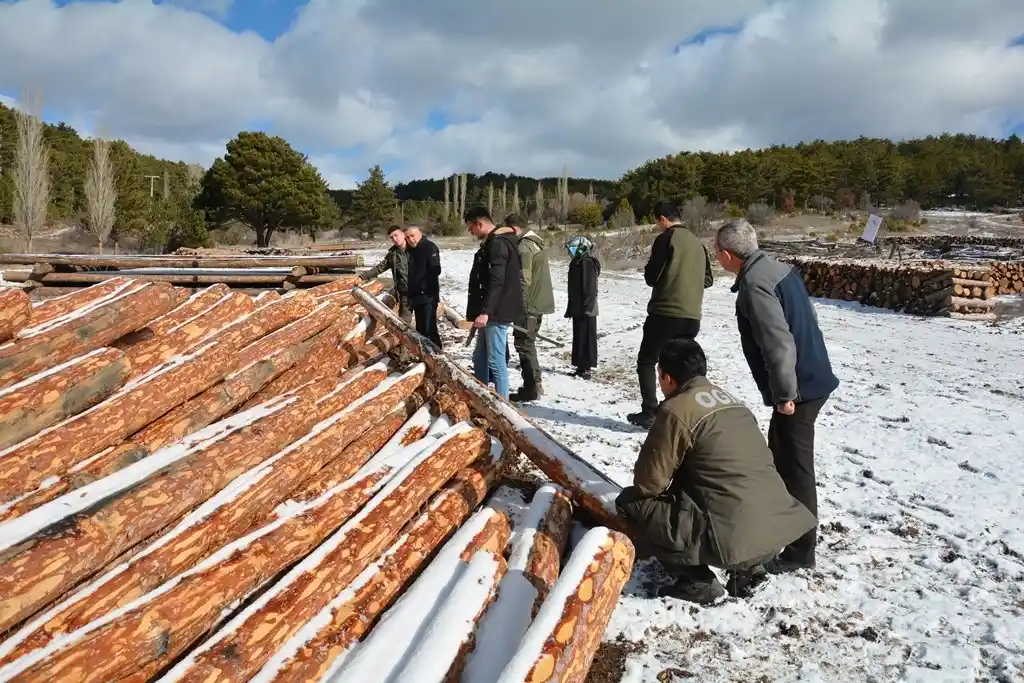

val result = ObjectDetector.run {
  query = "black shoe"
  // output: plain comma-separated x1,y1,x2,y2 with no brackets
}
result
626,410,656,429
574,367,592,380
726,564,769,598
764,556,815,575
657,578,726,605
510,385,540,402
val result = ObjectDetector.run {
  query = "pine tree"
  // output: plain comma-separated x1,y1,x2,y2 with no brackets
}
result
350,165,397,235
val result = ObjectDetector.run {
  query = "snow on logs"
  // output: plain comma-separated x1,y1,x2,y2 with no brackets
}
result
0,289,30,343
351,285,627,531
781,256,999,319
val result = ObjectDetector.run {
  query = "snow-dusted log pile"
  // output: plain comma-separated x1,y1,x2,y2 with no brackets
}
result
0,277,635,682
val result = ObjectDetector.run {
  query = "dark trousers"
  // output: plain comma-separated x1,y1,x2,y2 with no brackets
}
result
412,300,442,348
637,314,700,413
513,314,543,387
768,396,828,563
571,316,597,370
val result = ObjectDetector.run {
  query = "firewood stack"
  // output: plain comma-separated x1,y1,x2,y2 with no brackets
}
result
0,277,634,683
782,256,998,320
990,260,1024,295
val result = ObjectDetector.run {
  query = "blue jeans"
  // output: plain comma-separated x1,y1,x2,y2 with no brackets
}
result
472,323,511,400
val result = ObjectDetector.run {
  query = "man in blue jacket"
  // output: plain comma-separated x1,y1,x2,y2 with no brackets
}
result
714,219,840,574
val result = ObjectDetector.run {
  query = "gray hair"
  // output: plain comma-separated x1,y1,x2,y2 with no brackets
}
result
715,219,759,259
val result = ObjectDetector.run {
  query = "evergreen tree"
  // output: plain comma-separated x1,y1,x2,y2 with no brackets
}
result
350,165,397,235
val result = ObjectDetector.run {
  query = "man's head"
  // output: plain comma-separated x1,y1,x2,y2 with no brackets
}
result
502,214,523,235
714,219,759,273
657,338,708,397
387,224,406,248
652,200,681,231
402,224,423,247
464,206,495,239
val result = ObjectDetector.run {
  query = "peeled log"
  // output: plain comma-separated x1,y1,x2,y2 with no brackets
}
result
232,299,342,371
306,274,361,298
0,348,130,451
115,283,229,349
165,425,491,683
0,289,30,342
0,396,318,638
319,278,384,306
0,333,244,511
0,282,178,387
495,528,636,683
263,435,505,682
314,359,395,417
353,286,626,531
328,506,512,683
123,290,254,378
463,484,575,682
26,278,131,327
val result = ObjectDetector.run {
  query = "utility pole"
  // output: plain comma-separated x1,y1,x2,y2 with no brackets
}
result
144,175,160,198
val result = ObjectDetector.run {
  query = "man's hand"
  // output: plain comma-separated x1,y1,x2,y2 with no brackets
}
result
473,313,489,328
776,400,796,415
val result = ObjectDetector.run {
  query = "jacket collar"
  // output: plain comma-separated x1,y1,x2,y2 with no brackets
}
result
730,250,767,293
664,375,708,400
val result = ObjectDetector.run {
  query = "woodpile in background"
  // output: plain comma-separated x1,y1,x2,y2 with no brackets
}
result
882,234,1024,249
0,275,633,682
990,260,1024,294
782,256,999,320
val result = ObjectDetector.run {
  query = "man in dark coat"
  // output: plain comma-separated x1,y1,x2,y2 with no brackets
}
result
564,235,600,379
464,207,526,400
402,224,442,347
628,200,714,429
358,225,411,323
616,338,816,604
505,214,555,402
714,219,840,574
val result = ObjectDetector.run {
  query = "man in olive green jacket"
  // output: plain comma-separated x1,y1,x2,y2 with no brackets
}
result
359,225,411,323
506,215,555,402
616,338,815,604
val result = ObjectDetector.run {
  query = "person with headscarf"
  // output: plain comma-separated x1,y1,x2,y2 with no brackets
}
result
564,235,600,379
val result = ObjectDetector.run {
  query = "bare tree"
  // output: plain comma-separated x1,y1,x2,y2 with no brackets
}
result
512,182,521,213
186,163,204,186
162,168,170,200
84,136,117,253
487,182,494,215
443,177,450,221
499,181,507,215
12,93,50,252
534,182,545,225
459,172,467,218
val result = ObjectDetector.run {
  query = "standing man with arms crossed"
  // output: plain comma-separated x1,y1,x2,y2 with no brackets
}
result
402,224,443,347
464,207,526,401
504,214,554,402
714,219,840,574
359,225,411,323
628,200,714,429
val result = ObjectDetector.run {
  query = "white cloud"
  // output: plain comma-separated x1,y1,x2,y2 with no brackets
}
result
1,0,1024,189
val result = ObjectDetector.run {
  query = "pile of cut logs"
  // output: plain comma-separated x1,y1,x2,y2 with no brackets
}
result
0,252,365,291
782,256,998,320
882,234,1024,249
990,260,1024,295
0,276,633,682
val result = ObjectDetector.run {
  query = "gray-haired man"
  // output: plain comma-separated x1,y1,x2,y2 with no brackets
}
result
714,220,839,574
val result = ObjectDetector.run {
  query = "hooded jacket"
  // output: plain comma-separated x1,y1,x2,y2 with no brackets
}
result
466,226,527,325
517,230,555,316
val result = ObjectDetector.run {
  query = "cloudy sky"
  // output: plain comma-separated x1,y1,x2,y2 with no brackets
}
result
1,0,1023,189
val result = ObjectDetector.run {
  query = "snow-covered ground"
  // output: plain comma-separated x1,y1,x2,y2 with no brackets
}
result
408,245,1024,683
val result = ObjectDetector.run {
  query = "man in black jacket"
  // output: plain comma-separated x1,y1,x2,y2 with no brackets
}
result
402,224,442,347
464,206,526,400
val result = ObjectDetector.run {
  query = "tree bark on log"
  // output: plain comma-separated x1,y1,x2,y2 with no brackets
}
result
163,426,491,683
123,290,254,378
26,278,131,327
0,333,244,512
0,348,130,451
0,254,364,269
231,300,342,371
314,360,394,417
318,278,384,306
0,396,317,637
0,282,178,387
253,290,280,306
352,286,626,531
328,505,511,683
7,272,360,288
306,274,362,298
495,528,635,683
0,289,31,342
114,283,229,349
263,437,505,682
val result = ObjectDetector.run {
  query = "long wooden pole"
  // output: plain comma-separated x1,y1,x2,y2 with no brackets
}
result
352,286,626,531
0,254,364,268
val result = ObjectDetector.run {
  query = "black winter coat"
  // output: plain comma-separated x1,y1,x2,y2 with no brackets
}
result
406,237,441,306
466,227,527,325
565,254,600,318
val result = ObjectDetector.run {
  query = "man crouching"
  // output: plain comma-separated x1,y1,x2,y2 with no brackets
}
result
616,339,815,604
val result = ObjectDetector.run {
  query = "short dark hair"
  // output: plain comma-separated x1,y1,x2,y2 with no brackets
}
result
652,200,680,222
387,224,404,235
502,214,523,229
657,338,707,385
464,206,492,223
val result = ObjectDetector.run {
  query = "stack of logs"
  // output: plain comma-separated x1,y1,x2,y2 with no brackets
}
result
0,252,365,291
782,256,998,320
0,275,633,683
991,260,1024,295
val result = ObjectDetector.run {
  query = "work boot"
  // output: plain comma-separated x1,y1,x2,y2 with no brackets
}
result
510,384,540,403
626,410,656,429
657,577,726,605
726,564,769,598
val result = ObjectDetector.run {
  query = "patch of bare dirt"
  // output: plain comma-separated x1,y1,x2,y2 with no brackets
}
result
585,635,647,683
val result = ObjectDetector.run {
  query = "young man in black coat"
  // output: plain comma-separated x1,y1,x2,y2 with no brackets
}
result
402,224,442,348
464,206,526,400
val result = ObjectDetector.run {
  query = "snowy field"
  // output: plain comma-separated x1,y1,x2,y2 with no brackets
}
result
394,244,1024,683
